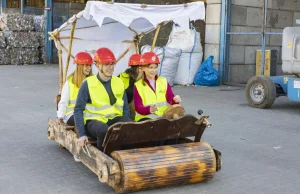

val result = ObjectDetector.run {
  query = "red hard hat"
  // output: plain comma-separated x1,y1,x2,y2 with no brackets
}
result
74,52,93,65
94,48,116,64
128,54,141,66
140,52,160,65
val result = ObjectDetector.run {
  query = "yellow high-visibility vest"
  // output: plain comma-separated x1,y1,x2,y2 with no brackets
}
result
83,75,125,124
134,77,168,121
65,75,79,117
119,72,130,89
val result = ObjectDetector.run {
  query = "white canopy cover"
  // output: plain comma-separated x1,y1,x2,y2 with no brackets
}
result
51,1,205,77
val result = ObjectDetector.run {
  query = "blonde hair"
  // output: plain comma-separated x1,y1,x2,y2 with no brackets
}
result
70,65,92,88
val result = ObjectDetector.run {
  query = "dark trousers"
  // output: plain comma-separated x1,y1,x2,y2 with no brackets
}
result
66,115,75,126
85,116,132,150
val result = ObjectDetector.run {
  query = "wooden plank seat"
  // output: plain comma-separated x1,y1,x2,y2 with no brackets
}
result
102,114,205,155
59,123,97,145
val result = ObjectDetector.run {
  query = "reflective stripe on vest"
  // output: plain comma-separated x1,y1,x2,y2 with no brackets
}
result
85,104,123,112
84,112,119,120
83,75,125,124
134,77,169,121
143,101,168,108
69,100,76,105
65,76,79,117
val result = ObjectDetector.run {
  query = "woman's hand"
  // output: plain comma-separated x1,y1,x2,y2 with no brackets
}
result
173,95,182,103
150,105,158,114
56,117,64,125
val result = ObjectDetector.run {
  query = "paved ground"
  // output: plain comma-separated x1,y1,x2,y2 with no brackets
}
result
0,65,300,194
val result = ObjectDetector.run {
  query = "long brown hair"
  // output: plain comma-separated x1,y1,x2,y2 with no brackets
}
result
70,65,92,88
125,66,141,86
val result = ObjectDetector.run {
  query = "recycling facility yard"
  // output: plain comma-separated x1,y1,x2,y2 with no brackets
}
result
0,65,299,194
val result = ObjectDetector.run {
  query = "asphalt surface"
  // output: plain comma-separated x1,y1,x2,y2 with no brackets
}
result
0,65,299,194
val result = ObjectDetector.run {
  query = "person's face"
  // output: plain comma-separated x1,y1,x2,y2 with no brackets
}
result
97,62,115,77
82,64,91,76
142,64,158,79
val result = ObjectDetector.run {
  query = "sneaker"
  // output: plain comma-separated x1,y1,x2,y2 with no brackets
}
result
73,155,81,162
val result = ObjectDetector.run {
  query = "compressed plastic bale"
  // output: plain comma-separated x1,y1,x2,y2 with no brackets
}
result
6,14,34,31
10,47,39,65
6,31,21,47
0,32,6,48
5,31,20,47
33,15,45,32
23,32,39,48
39,47,46,64
6,32,39,48
22,48,39,64
0,48,11,65
10,48,23,65
0,14,8,31
36,32,45,47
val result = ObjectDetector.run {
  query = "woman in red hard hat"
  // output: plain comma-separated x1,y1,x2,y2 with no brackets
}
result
133,52,182,122
56,51,93,126
118,54,143,119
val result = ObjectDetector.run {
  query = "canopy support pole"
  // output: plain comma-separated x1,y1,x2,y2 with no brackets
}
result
116,44,135,63
151,23,162,51
56,32,64,93
64,20,77,83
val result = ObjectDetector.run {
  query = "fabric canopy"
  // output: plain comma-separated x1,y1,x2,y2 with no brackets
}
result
50,1,205,78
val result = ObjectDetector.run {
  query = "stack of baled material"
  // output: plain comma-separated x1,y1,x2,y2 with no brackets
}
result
0,14,46,65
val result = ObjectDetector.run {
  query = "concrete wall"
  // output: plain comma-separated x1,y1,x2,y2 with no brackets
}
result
205,0,222,72
228,0,300,84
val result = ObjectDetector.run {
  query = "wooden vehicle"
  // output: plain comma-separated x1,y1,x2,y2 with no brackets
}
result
47,105,221,193
47,2,221,193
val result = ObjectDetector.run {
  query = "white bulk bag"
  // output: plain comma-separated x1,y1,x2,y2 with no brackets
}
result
159,46,182,86
174,52,203,85
166,23,203,53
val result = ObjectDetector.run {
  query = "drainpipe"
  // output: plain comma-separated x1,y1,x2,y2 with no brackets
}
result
219,0,226,85
1,0,7,14
45,0,53,64
21,0,24,14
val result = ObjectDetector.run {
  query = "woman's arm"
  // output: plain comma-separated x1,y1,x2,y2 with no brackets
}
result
166,82,178,105
57,81,70,119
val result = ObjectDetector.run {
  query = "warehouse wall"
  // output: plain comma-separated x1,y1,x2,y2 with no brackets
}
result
228,0,300,83
205,0,300,84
